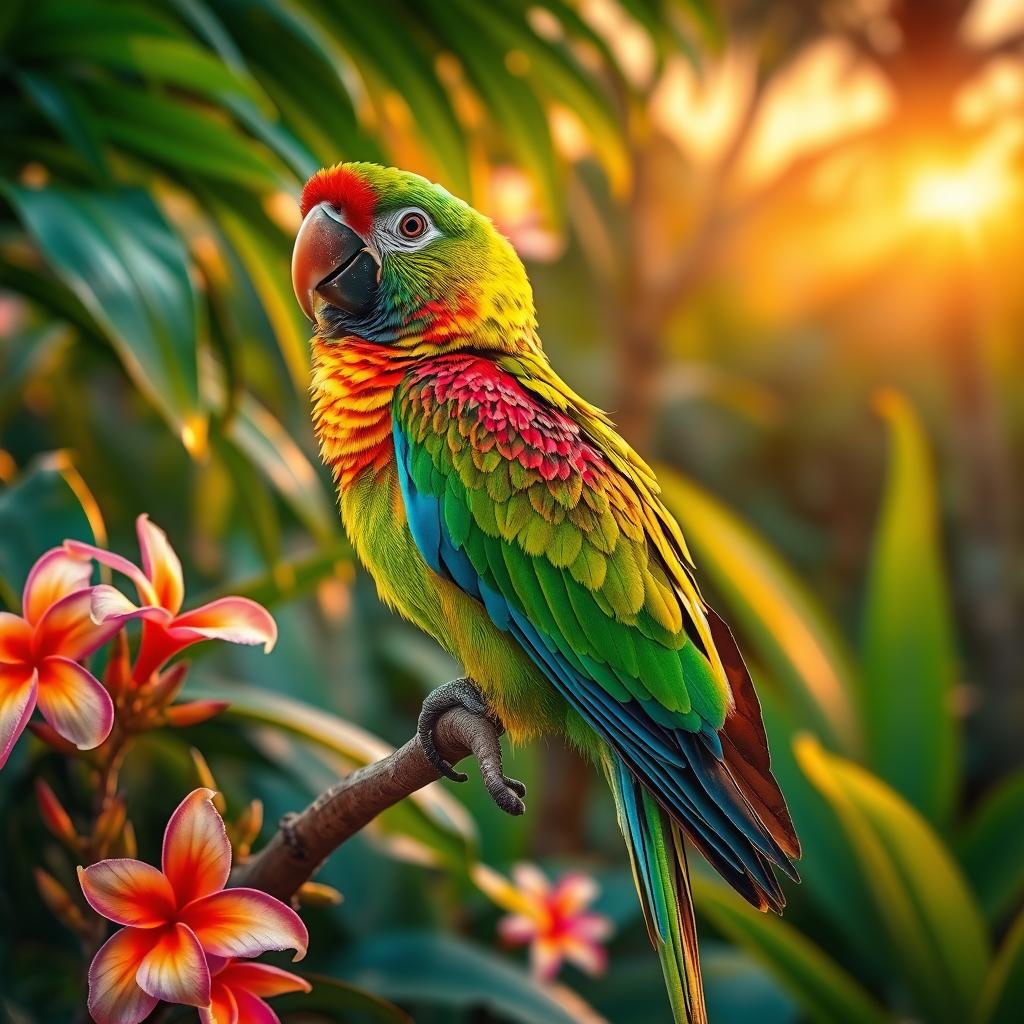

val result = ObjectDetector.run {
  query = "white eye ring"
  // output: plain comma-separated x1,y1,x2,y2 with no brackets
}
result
379,206,441,252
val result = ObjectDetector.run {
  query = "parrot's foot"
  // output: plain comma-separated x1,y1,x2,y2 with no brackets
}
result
418,678,527,816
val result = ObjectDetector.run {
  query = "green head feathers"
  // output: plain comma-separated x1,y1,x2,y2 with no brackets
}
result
294,162,538,353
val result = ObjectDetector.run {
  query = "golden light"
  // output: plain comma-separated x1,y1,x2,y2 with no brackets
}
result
907,157,1012,227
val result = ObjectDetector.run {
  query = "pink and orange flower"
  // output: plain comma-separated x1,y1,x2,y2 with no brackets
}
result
0,548,118,767
78,788,307,1024
67,515,277,683
474,863,613,981
203,959,311,1024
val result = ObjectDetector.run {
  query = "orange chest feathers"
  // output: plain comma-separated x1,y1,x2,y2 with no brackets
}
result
310,339,412,491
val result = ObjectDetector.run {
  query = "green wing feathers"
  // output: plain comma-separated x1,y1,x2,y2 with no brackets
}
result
393,352,800,1023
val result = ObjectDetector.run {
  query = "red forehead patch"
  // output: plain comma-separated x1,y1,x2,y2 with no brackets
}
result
300,166,376,236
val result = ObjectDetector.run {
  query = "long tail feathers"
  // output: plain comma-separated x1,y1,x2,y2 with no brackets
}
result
606,754,707,1024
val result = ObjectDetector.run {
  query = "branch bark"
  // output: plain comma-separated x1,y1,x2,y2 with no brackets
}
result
231,705,507,902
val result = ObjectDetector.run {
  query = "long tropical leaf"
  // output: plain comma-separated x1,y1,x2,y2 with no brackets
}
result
3,185,203,445
693,872,889,1024
797,736,989,1024
957,771,1024,924
860,391,957,823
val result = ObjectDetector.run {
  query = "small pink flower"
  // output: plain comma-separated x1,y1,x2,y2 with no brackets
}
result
0,548,117,767
79,788,307,1024
68,515,277,683
202,959,311,1024
475,863,613,981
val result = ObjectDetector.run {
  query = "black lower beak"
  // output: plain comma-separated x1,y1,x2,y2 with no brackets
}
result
316,246,378,316
292,203,379,321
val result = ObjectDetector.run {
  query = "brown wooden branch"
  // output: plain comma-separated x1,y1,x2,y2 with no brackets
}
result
231,705,514,902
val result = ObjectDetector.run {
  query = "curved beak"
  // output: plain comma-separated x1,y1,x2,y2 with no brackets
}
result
291,202,379,322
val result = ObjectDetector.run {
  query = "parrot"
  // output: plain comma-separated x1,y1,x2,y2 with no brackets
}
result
291,162,800,1023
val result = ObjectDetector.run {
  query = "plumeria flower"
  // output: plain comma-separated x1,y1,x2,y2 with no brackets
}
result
78,788,307,1024
203,959,311,1024
67,515,277,683
0,548,117,767
474,863,613,981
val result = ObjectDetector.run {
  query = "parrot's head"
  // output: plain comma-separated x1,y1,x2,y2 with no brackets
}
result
292,162,538,354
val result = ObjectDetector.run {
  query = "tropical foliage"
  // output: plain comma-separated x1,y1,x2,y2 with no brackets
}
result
2,0,1023,1022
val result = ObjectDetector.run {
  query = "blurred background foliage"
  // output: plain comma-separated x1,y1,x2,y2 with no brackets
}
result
2,0,1023,1021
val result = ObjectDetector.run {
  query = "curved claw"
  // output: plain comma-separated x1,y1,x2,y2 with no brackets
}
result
417,678,526,817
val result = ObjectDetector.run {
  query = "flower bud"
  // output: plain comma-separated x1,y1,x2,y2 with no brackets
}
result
297,881,343,907
190,748,226,814
93,796,127,854
34,868,87,934
35,779,79,848
164,700,228,728
232,799,263,860
143,661,190,710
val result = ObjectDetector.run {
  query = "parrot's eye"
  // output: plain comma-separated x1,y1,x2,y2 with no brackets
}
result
399,212,428,239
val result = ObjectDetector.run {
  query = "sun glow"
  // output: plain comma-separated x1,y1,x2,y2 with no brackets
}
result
907,157,1013,227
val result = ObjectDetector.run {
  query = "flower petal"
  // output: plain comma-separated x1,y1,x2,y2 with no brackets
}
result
87,927,160,1024
162,788,232,907
552,872,598,916
36,657,113,750
78,859,176,928
34,590,121,660
181,888,308,961
137,515,185,615
568,913,613,943
170,598,278,652
200,983,238,1024
64,540,157,606
0,664,37,769
217,961,311,998
23,547,93,625
498,913,539,945
0,612,32,664
136,922,211,1006
530,937,564,982
233,990,281,1024
89,584,171,628
561,935,608,976
511,863,551,902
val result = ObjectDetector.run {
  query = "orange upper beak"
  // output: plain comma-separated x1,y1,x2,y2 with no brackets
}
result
291,202,379,322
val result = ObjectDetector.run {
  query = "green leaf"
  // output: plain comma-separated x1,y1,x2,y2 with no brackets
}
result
973,906,1024,1024
306,1,472,197
423,0,562,225
657,465,862,754
335,931,593,1024
225,394,338,543
756,692,883,972
0,453,103,608
276,972,412,1023
24,33,267,106
861,391,957,823
86,81,289,191
4,184,203,445
204,191,311,392
796,736,989,1024
183,680,477,870
17,71,110,179
693,873,889,1024
957,771,1024,924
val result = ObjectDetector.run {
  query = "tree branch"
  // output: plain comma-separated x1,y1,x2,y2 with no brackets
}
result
231,704,508,902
